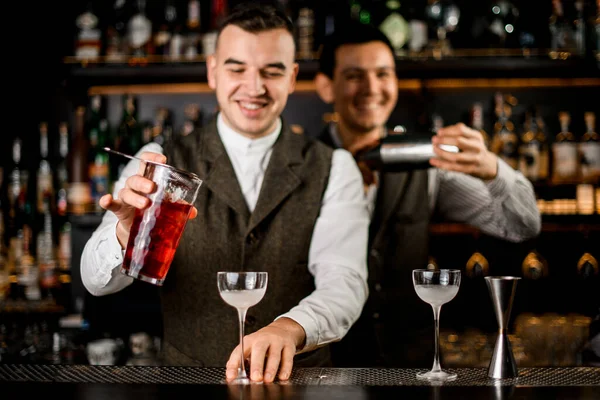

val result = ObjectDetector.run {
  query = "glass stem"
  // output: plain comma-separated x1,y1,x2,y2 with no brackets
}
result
237,307,248,379
431,305,442,373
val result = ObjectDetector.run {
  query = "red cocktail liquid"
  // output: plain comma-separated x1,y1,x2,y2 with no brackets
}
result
122,200,192,285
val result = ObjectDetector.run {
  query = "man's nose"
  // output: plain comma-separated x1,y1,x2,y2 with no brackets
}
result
361,74,378,94
245,72,266,96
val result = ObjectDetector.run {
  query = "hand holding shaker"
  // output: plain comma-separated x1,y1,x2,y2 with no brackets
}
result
108,149,203,286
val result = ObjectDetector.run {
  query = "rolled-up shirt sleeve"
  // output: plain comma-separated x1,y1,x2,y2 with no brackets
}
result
80,142,164,296
277,149,370,353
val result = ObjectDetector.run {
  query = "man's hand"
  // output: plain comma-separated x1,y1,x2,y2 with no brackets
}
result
430,123,498,180
225,317,306,383
99,151,198,248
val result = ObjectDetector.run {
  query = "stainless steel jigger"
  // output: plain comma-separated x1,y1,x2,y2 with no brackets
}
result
485,276,521,379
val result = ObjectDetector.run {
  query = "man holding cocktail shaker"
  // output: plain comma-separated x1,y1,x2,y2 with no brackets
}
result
81,3,370,384
313,20,541,368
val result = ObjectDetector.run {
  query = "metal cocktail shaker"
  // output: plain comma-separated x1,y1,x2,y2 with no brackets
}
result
356,133,459,171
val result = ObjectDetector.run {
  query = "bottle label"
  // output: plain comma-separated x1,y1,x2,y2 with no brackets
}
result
578,142,600,181
552,142,579,182
518,143,541,181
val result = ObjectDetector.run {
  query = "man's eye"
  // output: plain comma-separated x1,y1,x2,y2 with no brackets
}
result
228,69,244,74
263,71,284,78
377,72,390,78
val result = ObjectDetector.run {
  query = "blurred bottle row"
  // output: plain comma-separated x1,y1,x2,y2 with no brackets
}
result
72,0,600,62
424,92,600,188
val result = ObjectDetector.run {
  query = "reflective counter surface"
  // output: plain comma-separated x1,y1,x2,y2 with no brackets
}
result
1,364,599,399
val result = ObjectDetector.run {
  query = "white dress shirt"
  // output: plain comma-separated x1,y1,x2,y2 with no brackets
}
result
80,114,370,353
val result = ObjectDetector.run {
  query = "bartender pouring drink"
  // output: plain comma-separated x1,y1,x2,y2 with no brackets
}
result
80,2,369,383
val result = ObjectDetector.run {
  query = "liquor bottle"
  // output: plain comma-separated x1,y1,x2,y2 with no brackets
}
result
578,112,600,183
151,107,174,146
184,0,202,59
425,0,460,57
549,0,577,54
67,107,91,215
105,0,130,60
522,250,548,280
88,119,110,212
297,8,315,60
180,104,203,139
577,252,599,279
574,0,587,57
128,0,153,58
378,0,411,55
466,251,489,278
491,93,518,170
37,122,54,214
37,198,58,300
210,0,229,32
74,1,101,60
596,0,600,59
551,111,579,184
56,123,70,217
518,108,548,183
154,0,177,57
470,102,490,149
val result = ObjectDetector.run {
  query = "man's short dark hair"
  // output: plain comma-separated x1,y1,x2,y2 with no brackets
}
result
318,20,395,79
216,2,295,46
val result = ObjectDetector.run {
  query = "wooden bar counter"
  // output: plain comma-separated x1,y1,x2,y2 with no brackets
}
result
1,364,599,399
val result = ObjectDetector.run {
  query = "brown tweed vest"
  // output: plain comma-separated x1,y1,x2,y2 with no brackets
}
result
159,118,333,367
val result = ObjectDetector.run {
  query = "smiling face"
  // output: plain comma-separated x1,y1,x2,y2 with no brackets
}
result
331,41,398,136
207,25,298,139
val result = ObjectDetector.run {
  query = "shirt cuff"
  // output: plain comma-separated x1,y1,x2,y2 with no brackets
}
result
275,309,320,354
486,158,517,199
90,223,126,288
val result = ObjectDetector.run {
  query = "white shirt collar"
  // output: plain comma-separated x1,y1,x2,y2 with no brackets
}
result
217,112,281,154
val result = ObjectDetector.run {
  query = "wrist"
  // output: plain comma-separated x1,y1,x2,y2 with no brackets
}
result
271,317,307,350
115,221,129,249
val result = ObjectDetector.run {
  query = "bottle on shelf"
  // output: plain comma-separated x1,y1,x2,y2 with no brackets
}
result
578,111,600,184
88,119,110,213
549,0,577,56
522,250,548,280
184,0,202,59
154,0,177,57
128,0,153,59
297,7,315,60
67,106,92,215
56,122,70,217
491,92,519,170
105,0,130,61
36,122,54,214
470,102,490,150
551,111,579,184
518,107,549,183
74,1,102,60
577,252,599,279
37,198,58,300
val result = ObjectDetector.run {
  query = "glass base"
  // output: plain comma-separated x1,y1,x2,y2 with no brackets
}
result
416,370,457,381
120,267,164,286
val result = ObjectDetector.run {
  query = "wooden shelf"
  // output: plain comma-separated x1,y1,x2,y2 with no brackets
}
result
64,55,600,92
0,299,65,314
430,219,600,235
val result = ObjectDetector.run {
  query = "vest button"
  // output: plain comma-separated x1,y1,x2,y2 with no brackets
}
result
245,315,256,327
374,283,382,292
246,231,258,245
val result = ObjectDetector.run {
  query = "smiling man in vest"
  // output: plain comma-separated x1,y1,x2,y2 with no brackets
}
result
81,3,369,383
314,20,541,367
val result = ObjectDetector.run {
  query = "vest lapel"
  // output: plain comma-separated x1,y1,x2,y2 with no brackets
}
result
200,121,251,220
370,171,410,246
247,124,302,234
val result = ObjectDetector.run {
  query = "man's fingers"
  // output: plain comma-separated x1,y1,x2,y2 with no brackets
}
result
127,175,157,194
262,344,283,383
136,152,167,175
118,188,149,209
189,207,198,220
225,345,243,381
249,341,269,381
278,344,295,381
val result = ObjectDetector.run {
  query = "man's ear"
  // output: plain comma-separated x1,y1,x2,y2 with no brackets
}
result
314,72,335,104
207,54,217,90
